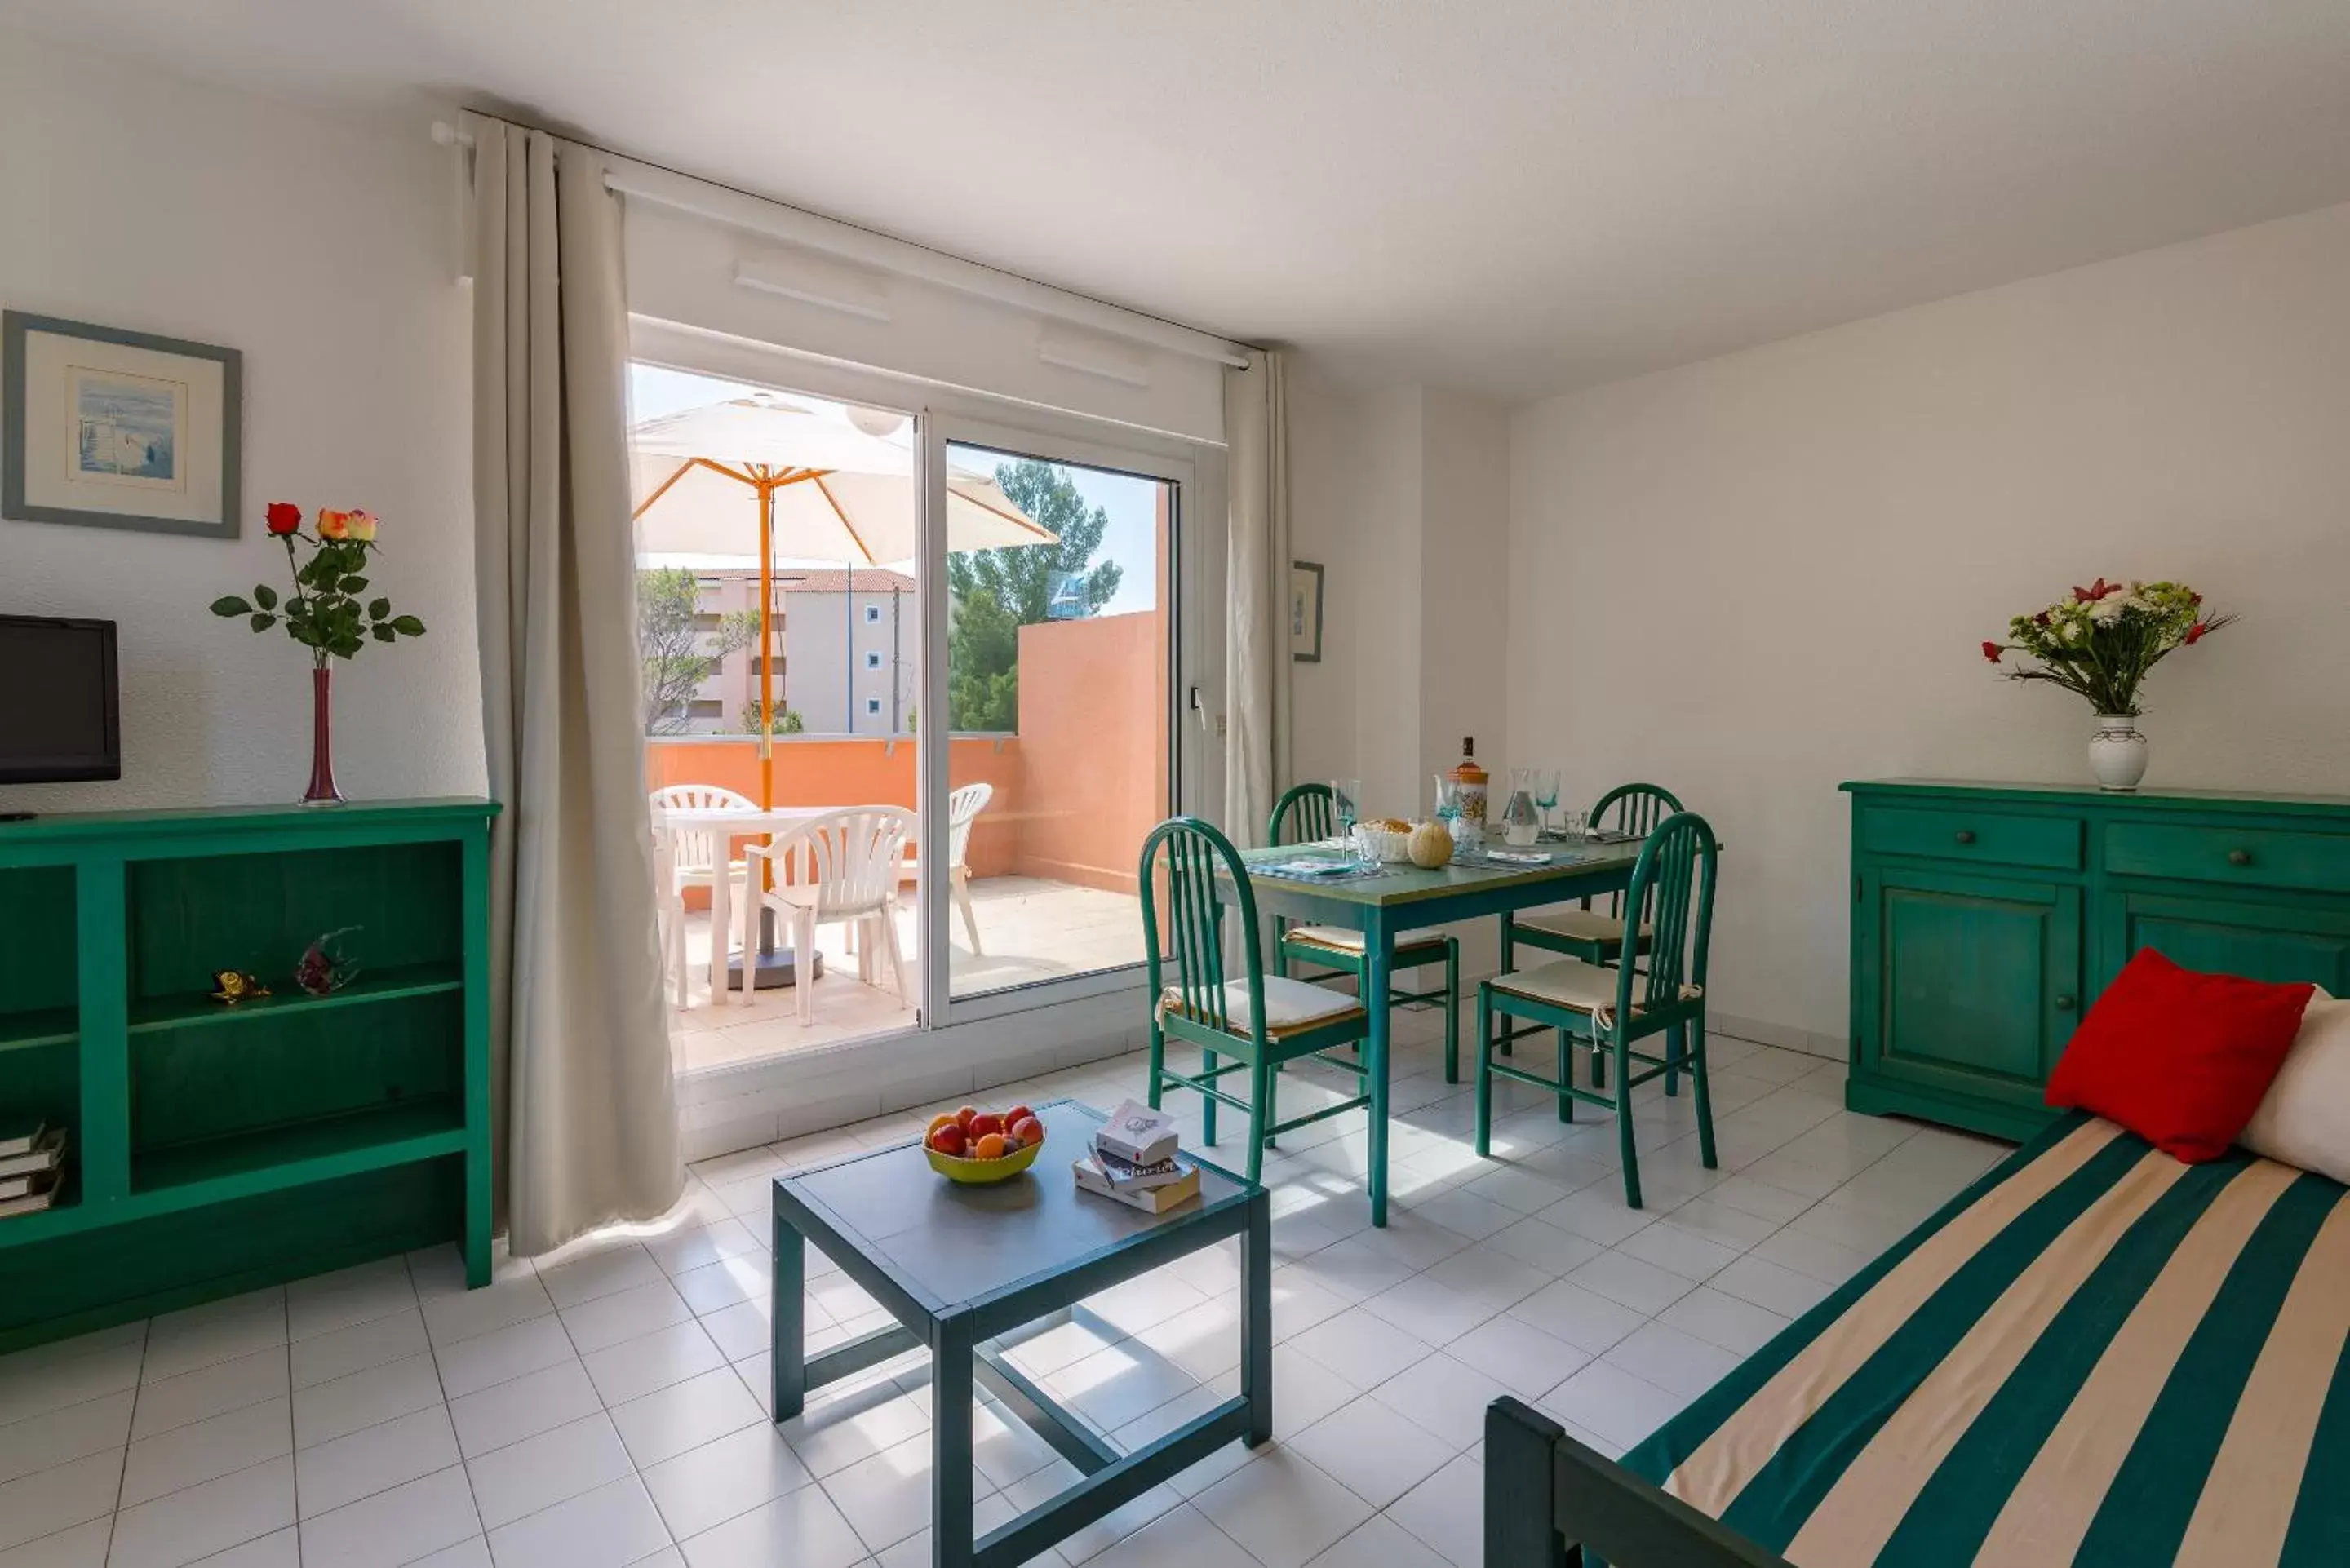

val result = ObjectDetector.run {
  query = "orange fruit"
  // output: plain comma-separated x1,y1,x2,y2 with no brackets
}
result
973,1132,1009,1160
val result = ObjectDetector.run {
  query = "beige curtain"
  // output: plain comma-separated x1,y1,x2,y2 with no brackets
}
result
472,122,681,1256
1223,351,1292,847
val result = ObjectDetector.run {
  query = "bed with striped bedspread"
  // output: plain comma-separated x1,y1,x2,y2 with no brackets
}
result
1616,1111,2350,1566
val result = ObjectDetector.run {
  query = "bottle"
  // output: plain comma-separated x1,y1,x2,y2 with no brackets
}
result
1448,738,1488,828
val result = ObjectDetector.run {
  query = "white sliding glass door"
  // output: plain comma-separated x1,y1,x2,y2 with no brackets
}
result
919,414,1194,1022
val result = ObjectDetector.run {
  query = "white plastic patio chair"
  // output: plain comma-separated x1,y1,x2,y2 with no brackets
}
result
741,806,916,1023
900,782,994,955
649,784,756,1006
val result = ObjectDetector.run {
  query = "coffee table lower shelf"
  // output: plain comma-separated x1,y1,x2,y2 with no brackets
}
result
768,1101,1275,1568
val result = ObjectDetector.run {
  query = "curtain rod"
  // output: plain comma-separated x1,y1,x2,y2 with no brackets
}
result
432,116,1257,372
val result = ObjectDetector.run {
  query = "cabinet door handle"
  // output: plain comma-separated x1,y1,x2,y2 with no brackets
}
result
1953,830,1976,845
2228,848,2253,866
2055,994,2077,1012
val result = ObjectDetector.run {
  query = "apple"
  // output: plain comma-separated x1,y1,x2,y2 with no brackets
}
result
968,1112,1004,1139
1005,1104,1035,1131
954,1105,979,1131
930,1123,967,1156
1010,1116,1044,1146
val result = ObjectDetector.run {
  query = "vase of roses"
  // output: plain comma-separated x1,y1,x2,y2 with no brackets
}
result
211,503,427,805
1981,577,2232,791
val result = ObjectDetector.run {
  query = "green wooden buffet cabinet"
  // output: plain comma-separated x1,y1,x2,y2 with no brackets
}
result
0,798,496,1351
1845,779,2350,1142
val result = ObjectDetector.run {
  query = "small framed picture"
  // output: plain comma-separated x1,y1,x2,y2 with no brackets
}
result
3,312,242,539
1289,560,1325,662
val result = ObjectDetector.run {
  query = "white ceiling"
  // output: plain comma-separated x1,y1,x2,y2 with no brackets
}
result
16,0,2350,402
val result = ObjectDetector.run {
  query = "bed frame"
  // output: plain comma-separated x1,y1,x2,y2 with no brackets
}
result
1485,1398,1795,1568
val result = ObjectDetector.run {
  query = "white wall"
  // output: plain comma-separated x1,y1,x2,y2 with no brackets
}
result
1417,388,1510,802
1284,365,1364,791
0,32,481,813
1508,202,2350,1051
1287,372,1513,825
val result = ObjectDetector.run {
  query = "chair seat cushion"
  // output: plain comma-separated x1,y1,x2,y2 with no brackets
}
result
1284,926,1452,959
1516,907,1648,948
1162,974,1367,1039
1488,959,1700,1028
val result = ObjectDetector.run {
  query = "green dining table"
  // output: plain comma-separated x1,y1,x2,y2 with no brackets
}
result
1226,836,1648,1225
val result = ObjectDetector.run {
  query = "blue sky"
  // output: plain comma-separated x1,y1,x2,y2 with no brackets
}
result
629,365,1158,615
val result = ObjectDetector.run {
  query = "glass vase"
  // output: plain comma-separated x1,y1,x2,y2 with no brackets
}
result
302,664,346,807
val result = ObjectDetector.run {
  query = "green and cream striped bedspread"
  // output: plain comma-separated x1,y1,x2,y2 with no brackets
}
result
1620,1113,2350,1566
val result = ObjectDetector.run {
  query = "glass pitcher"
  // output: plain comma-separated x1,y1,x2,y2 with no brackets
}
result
1434,774,1479,849
1501,769,1542,847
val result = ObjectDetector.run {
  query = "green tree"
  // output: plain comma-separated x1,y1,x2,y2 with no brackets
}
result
636,567,757,734
944,459,1124,730
736,702,805,735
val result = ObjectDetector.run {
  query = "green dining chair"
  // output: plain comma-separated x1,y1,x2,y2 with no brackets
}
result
1475,809,1720,1210
1267,783,1464,1082
1141,816,1379,1194
1498,782,1683,1087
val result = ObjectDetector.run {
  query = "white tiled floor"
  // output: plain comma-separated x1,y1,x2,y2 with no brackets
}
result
670,878,1146,1070
0,1012,2010,1567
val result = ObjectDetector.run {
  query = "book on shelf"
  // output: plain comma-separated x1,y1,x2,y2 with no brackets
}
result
0,1127,64,1182
0,1118,46,1160
0,1169,60,1218
1073,1154,1199,1215
1093,1101,1180,1167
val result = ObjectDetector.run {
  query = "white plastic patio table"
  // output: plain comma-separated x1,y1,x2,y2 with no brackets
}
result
652,804,839,1000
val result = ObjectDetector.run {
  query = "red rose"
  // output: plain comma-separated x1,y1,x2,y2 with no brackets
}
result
1982,640,2003,664
265,502,302,535
2184,622,2207,645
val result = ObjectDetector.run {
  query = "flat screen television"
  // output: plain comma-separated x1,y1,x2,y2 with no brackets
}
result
0,615,121,784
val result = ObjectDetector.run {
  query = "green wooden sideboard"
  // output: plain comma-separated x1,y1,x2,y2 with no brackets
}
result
0,798,497,1351
1844,779,2350,1142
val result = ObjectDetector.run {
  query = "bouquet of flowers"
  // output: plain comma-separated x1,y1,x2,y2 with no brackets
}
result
210,503,426,664
1982,578,2230,716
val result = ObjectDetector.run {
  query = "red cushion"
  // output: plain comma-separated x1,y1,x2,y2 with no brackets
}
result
2046,948,2314,1162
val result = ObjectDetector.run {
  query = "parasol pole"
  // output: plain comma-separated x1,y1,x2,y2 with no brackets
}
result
757,475,775,808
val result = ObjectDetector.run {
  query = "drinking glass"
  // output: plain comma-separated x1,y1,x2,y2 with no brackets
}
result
1533,769,1561,835
1330,777,1362,841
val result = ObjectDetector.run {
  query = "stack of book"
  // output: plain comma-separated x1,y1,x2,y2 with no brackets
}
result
0,1120,64,1219
1073,1101,1199,1215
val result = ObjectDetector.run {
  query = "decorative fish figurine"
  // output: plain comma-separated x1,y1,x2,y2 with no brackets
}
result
209,970,271,1004
295,927,362,997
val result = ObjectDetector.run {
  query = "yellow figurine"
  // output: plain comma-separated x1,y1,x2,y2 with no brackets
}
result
208,970,271,1004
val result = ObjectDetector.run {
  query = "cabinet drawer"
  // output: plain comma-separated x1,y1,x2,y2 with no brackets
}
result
2104,822,2350,895
1860,808,2082,872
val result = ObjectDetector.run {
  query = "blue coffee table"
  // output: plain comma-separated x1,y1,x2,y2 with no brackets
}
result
769,1100,1273,1568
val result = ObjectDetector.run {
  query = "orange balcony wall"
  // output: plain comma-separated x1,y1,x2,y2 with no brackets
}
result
645,609,1164,906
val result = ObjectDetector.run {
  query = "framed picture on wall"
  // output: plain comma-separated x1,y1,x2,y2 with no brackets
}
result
2,311,242,539
1289,560,1324,662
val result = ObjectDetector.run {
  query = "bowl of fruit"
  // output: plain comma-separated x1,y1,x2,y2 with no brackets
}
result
925,1104,1048,1184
